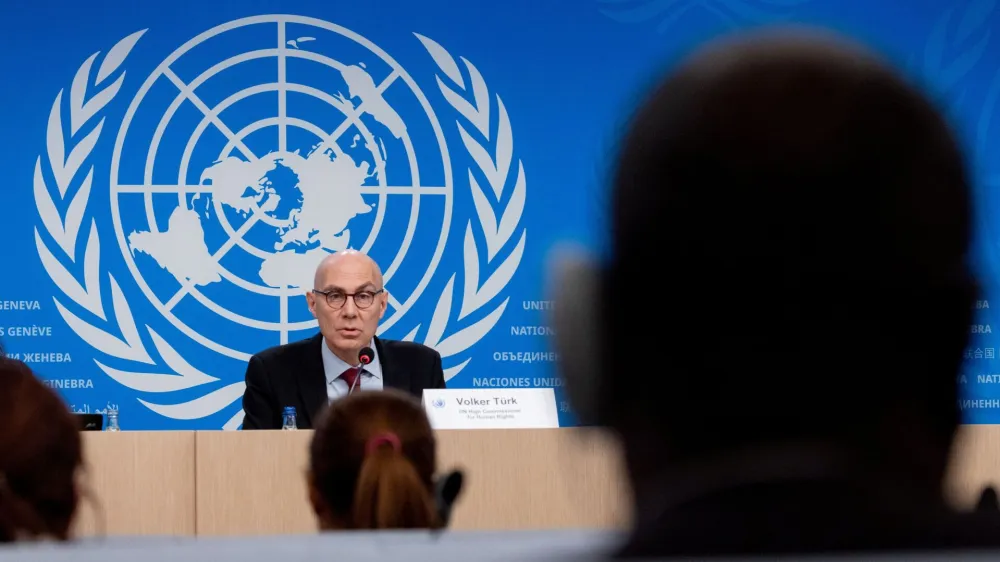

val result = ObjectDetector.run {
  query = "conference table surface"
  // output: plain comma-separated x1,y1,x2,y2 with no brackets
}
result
71,426,1000,538
73,428,629,537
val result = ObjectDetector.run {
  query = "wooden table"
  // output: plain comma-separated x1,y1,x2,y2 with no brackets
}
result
74,431,196,536
74,428,628,537
71,426,1000,537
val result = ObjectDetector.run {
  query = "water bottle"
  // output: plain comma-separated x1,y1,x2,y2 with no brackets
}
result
105,409,120,432
282,407,297,430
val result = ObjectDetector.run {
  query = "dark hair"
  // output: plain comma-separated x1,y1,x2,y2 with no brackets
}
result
606,29,975,456
308,389,440,530
0,358,83,542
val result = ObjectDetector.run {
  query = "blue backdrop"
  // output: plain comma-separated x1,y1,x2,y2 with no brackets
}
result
1,0,999,429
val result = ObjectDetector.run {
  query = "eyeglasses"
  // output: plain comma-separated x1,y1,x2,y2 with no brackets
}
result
313,288,384,310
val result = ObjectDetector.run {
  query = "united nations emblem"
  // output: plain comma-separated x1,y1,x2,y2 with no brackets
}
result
33,15,527,428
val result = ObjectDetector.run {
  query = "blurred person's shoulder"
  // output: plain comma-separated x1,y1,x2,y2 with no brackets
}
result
944,510,1000,543
616,509,1000,558
613,479,1000,558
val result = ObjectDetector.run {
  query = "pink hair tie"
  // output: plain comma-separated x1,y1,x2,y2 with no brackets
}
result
365,432,401,456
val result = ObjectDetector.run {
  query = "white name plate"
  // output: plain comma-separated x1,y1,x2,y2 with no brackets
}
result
422,388,559,429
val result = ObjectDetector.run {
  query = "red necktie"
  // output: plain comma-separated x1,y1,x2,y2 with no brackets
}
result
341,367,361,393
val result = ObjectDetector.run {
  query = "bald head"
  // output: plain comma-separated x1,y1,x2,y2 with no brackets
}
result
313,251,383,291
308,250,388,364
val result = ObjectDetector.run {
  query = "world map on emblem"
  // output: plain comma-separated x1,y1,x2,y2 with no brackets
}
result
129,140,377,289
109,16,455,360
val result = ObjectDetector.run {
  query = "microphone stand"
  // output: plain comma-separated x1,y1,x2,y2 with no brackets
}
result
348,362,361,395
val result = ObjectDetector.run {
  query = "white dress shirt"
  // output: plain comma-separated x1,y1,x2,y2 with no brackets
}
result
320,339,383,402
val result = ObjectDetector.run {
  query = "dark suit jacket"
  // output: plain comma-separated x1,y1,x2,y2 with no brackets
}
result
241,334,445,430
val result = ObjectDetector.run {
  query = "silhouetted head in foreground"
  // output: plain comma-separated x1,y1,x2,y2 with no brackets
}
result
602,27,976,512
0,358,83,542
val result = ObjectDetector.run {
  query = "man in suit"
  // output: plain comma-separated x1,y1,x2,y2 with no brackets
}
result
242,250,445,430
553,28,1000,557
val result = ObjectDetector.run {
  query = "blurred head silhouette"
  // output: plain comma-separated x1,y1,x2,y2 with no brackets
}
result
307,389,460,531
554,25,977,523
0,358,83,542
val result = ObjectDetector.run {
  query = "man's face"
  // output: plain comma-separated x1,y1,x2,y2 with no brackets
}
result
306,255,387,361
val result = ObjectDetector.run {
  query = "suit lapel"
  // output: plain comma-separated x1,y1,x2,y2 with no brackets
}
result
374,336,407,392
298,333,328,427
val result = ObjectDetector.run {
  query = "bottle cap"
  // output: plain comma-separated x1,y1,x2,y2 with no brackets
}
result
282,406,296,414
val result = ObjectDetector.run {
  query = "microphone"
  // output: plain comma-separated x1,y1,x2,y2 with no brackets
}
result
349,346,375,395
358,346,374,366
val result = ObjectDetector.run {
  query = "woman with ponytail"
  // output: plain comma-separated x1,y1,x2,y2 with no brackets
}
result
307,389,458,530
0,358,83,543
